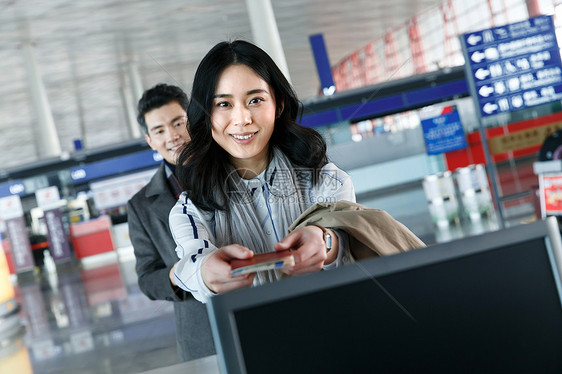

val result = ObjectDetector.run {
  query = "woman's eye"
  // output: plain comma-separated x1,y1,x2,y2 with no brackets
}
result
249,97,263,105
216,101,230,108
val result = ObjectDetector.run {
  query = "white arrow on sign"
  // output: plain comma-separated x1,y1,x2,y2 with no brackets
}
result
474,68,490,80
467,34,482,46
478,85,494,97
471,51,485,63
483,102,498,114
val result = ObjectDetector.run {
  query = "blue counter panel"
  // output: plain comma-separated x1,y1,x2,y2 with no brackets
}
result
300,78,469,127
70,150,162,183
300,109,341,127
405,79,469,107
0,180,25,198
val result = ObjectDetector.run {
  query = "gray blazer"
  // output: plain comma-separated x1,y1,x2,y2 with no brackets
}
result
127,163,215,361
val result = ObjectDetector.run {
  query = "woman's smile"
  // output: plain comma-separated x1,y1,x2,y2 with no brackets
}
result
230,131,258,142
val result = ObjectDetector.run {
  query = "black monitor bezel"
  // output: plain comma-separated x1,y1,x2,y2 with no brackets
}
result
207,217,562,374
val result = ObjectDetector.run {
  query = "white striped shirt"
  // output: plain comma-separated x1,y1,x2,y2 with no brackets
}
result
169,162,356,303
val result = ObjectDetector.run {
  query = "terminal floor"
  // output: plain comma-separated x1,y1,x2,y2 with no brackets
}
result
4,252,181,374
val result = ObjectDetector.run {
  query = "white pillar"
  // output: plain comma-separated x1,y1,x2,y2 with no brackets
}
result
127,61,144,105
121,85,142,139
125,61,143,139
22,42,61,157
245,0,291,82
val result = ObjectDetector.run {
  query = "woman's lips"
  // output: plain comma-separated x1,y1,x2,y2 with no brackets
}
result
230,132,257,144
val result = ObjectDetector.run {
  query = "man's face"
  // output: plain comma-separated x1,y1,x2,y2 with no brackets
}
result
144,101,190,165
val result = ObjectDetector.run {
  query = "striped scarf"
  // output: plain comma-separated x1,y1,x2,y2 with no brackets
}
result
214,147,310,284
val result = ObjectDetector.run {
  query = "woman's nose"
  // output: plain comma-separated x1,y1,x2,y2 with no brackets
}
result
232,106,251,127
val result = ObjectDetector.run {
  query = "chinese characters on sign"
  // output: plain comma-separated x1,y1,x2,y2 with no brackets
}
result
488,121,562,155
462,15,562,117
421,107,467,155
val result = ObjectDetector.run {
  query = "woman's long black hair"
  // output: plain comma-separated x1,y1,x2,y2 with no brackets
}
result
177,40,328,211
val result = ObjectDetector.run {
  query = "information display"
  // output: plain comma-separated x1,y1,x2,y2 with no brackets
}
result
421,106,467,155
461,15,562,117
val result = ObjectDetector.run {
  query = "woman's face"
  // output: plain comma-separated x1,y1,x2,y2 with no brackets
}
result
211,64,279,177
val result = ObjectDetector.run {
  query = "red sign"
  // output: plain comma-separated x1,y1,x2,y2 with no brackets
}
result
540,173,562,216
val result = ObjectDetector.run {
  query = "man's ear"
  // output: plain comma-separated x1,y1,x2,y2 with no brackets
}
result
145,134,157,151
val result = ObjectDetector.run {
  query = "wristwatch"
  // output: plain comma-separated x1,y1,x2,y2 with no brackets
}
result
313,225,332,251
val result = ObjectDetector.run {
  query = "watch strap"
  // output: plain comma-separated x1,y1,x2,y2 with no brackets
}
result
312,225,332,251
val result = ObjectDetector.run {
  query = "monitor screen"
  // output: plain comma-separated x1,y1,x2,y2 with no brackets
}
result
207,217,562,374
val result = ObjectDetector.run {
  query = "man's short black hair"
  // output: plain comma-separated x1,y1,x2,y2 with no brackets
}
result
137,83,189,134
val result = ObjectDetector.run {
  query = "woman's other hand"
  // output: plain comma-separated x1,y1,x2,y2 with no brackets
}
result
274,226,338,275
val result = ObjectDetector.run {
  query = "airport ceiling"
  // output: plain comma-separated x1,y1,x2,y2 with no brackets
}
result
0,0,443,170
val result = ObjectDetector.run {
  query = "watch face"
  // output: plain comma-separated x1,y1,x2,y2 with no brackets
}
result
324,231,332,251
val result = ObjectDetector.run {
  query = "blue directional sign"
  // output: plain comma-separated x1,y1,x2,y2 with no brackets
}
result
461,15,562,118
421,107,467,155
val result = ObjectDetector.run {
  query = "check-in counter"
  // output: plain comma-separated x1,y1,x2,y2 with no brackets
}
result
69,215,115,260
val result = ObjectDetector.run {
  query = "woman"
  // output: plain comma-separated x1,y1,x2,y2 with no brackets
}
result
170,40,355,303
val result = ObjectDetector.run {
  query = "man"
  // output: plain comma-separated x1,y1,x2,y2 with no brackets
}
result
127,83,215,361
